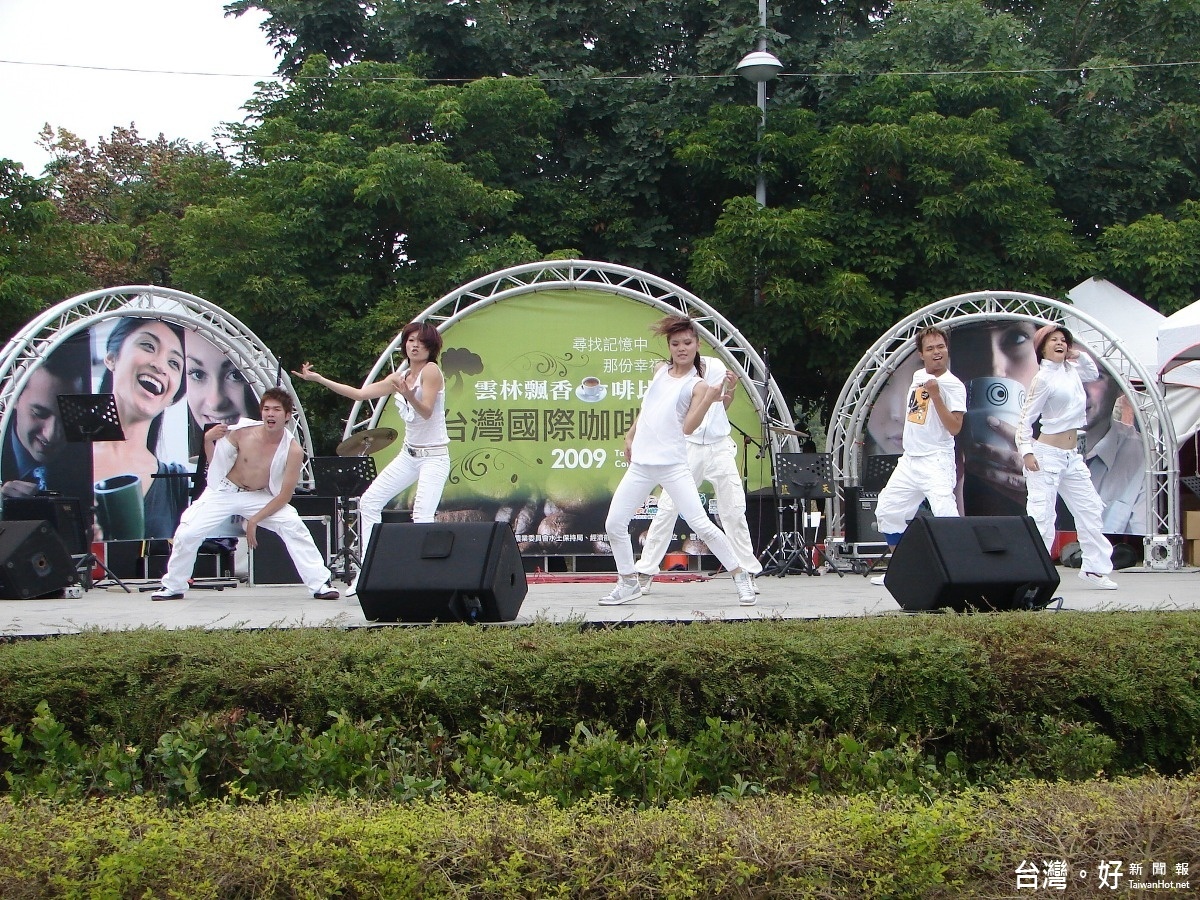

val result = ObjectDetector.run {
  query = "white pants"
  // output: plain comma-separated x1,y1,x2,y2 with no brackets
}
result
635,437,760,575
358,448,451,552
161,487,331,594
874,450,958,537
1025,443,1113,575
606,461,741,576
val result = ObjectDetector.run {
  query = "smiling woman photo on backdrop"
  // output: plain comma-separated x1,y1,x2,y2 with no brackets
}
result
91,317,191,540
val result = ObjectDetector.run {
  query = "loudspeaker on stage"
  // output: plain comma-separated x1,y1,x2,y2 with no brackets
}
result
249,516,332,586
884,515,1059,612
0,520,78,600
357,522,527,623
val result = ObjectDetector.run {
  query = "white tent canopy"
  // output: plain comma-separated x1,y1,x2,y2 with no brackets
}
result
1159,296,1200,387
1067,277,1163,375
1065,278,1200,442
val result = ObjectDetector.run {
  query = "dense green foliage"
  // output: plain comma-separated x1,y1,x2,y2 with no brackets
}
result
2,613,1198,895
2,779,1197,897
4,0,1200,440
2,613,1198,793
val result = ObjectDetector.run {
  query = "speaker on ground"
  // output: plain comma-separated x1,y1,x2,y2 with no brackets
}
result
357,522,527,623
884,515,1059,612
842,486,884,545
0,520,77,600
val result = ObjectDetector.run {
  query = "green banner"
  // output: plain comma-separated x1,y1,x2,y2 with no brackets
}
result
373,290,767,555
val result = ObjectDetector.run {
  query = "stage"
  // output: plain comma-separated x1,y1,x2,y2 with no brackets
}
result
2,565,1199,637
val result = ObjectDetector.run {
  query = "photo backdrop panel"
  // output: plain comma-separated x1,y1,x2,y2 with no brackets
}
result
0,331,93,507
862,318,1148,534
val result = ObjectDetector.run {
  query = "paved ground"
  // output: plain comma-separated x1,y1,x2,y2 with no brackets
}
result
2,563,1198,637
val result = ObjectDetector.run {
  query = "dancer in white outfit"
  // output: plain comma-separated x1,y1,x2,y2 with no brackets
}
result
151,388,337,600
294,321,450,595
634,355,761,593
871,326,966,584
1016,325,1117,589
601,316,757,607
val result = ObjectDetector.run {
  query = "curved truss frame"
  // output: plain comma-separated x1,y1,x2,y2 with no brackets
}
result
0,286,316,484
345,259,797,451
827,291,1178,560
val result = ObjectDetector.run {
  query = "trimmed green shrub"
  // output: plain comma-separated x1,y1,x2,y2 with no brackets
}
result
1,777,1197,898
2,613,1198,777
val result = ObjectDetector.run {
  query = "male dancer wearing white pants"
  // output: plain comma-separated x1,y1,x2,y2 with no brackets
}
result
151,388,338,601
634,356,761,592
871,326,966,585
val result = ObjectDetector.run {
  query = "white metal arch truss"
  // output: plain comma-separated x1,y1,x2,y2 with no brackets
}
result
0,286,316,484
345,260,797,451
826,291,1180,565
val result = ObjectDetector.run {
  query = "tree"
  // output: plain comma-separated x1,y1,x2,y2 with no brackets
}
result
38,125,234,287
0,161,94,341
169,58,563,447
1097,200,1200,313
983,0,1200,234
681,0,1088,405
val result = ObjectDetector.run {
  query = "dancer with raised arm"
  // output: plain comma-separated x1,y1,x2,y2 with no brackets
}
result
633,353,761,593
602,316,757,607
1017,325,1117,590
293,321,450,596
871,326,966,585
151,388,338,601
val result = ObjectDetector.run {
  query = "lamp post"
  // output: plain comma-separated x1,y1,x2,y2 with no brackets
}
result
736,0,783,206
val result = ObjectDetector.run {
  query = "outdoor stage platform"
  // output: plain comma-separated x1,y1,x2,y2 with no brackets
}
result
2,565,1199,637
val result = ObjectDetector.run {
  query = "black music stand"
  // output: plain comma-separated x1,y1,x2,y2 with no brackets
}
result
863,454,901,493
854,454,902,577
765,452,846,577
54,393,131,592
57,393,125,443
312,456,377,583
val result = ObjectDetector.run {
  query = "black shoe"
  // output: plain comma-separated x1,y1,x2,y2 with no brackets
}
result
151,590,184,601
313,585,340,600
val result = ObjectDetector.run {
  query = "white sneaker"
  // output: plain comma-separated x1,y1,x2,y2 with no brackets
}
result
870,574,886,586
733,570,756,606
635,573,654,594
750,574,760,594
599,577,642,606
1078,571,1118,590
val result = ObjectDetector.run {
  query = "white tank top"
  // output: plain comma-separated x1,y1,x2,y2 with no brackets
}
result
630,364,700,465
394,365,449,447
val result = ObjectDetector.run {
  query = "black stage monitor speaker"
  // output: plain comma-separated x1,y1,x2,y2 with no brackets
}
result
885,515,1059,612
843,486,884,545
358,522,527,623
0,520,77,599
2,496,88,555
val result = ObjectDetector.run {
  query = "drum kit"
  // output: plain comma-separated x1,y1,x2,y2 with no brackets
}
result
336,427,397,458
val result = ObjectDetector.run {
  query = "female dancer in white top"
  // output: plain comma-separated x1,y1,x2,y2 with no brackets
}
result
1016,324,1117,589
294,321,451,592
601,316,756,606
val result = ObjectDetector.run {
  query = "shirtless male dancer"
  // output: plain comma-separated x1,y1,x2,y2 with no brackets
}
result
151,387,338,601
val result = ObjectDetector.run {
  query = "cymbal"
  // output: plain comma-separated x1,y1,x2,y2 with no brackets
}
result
336,427,398,457
768,424,809,438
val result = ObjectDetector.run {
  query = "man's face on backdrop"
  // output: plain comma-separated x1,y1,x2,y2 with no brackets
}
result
13,367,71,464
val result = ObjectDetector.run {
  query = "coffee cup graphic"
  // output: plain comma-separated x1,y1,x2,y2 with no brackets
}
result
575,376,606,403
964,377,1026,449
95,473,145,540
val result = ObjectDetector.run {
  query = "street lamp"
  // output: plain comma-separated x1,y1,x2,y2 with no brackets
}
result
736,0,783,206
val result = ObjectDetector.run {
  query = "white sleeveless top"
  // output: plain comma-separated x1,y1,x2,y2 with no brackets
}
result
630,364,700,465
394,365,449,447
